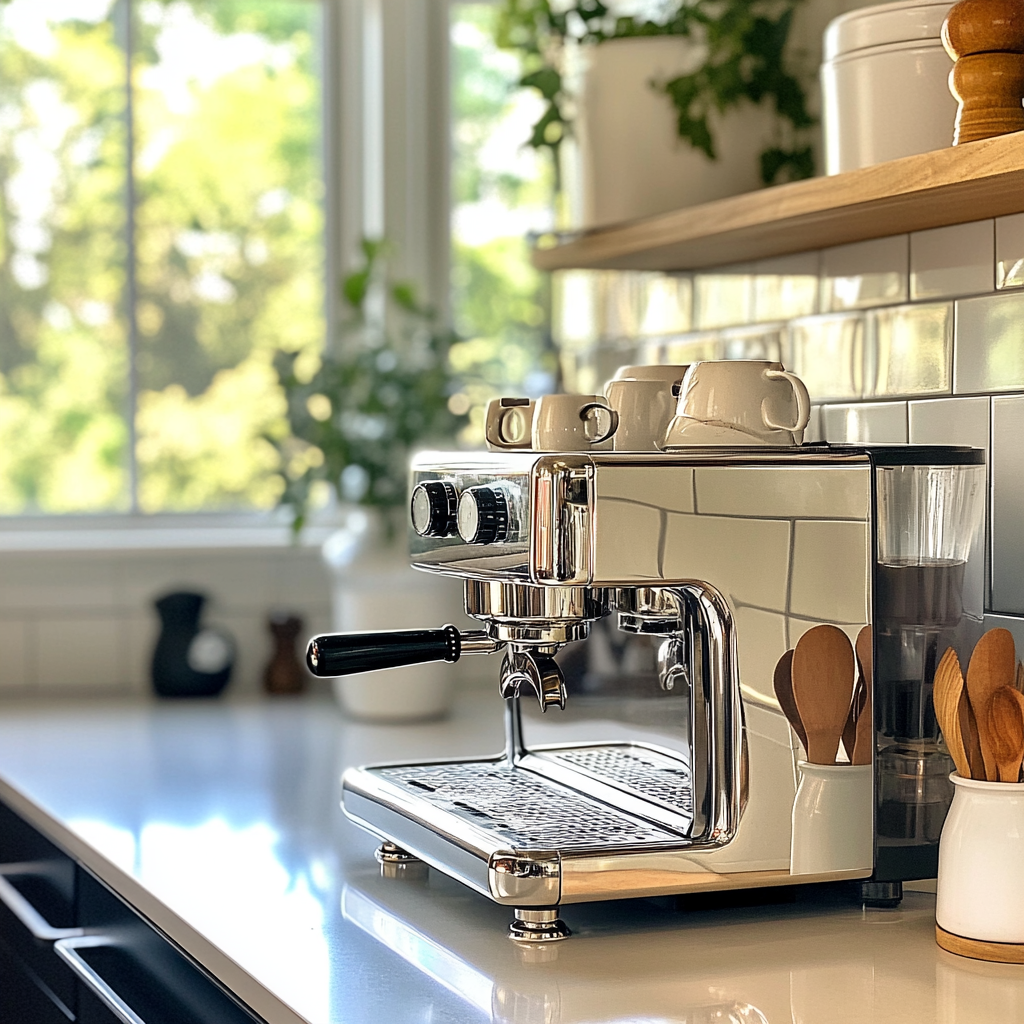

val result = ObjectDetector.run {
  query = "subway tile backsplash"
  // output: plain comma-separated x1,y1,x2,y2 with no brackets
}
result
954,291,1024,393
821,235,908,312
553,215,1024,622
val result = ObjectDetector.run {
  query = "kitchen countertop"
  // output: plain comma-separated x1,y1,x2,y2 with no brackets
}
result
0,690,1022,1024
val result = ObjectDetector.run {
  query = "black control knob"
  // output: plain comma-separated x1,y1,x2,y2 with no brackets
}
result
457,486,509,545
410,481,458,537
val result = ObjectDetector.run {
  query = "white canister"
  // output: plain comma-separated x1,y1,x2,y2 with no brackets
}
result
791,762,873,874
936,773,1024,944
821,0,957,174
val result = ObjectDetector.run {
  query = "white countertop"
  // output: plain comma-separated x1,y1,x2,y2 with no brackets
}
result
0,690,1022,1024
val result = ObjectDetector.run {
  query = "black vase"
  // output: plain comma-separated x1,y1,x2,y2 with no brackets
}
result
151,591,234,698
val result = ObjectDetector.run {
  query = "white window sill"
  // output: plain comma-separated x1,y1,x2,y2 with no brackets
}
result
0,513,339,554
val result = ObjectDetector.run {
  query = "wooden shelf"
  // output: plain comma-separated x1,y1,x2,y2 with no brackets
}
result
531,131,1024,273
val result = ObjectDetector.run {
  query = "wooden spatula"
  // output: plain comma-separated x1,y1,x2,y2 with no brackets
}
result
966,628,1017,781
1016,660,1024,695
934,646,970,778
959,689,986,780
773,649,807,755
987,685,1024,783
851,626,873,765
792,625,856,765
843,680,866,762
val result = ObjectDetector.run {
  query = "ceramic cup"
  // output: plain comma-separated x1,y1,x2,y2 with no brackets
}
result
485,397,536,450
664,360,811,447
531,394,619,451
611,364,690,385
791,762,873,874
936,773,1024,944
605,378,679,451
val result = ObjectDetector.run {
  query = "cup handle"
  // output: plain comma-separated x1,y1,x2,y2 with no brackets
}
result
485,398,532,450
762,370,810,434
579,403,619,444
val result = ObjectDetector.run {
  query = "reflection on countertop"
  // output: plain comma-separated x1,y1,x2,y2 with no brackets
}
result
0,691,1021,1024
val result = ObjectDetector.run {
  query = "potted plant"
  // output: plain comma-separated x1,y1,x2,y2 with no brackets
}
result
495,0,816,226
270,240,470,720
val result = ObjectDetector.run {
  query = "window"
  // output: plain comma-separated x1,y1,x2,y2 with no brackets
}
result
0,0,324,515
448,3,557,431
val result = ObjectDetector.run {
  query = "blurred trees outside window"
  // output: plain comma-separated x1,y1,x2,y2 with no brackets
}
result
449,3,557,443
0,0,323,513
0,0,555,516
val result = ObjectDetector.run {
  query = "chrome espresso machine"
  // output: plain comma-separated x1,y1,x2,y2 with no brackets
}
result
307,364,986,942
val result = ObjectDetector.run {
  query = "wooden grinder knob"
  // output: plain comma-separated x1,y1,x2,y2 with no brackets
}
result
942,0,1024,144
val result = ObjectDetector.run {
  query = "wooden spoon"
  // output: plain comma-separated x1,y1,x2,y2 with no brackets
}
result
987,685,1024,783
791,625,856,765
966,628,1017,782
843,680,866,762
852,683,873,765
851,626,873,764
959,690,986,780
773,649,807,755
933,646,970,778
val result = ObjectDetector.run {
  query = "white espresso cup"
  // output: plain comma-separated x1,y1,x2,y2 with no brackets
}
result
664,360,811,446
485,397,535,450
605,378,680,451
532,394,619,451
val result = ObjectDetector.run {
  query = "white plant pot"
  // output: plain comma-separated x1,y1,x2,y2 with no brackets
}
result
936,773,1024,944
575,37,773,228
322,507,466,723
791,761,873,874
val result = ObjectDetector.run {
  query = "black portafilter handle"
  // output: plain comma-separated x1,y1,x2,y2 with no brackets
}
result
306,624,469,678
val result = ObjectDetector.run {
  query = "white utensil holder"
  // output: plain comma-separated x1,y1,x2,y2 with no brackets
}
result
791,762,873,874
936,773,1024,960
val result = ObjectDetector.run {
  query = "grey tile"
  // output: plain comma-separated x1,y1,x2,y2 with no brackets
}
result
996,212,1024,290
908,396,990,450
786,313,865,402
910,221,994,301
954,291,1024,393
869,302,952,397
805,404,823,443
991,396,1024,613
821,235,909,312
0,620,28,689
657,332,723,366
639,274,692,335
694,265,754,329
36,616,124,690
753,252,819,322
820,401,908,443
720,323,783,362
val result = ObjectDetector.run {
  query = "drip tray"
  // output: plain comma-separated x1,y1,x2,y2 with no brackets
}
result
370,743,694,854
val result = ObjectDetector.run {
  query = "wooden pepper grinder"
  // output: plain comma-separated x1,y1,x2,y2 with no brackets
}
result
942,0,1024,144
263,612,308,695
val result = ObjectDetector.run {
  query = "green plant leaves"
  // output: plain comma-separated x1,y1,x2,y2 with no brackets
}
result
497,0,816,189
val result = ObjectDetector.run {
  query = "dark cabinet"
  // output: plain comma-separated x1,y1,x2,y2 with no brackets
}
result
0,800,264,1024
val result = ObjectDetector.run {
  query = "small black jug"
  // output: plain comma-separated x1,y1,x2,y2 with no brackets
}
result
151,591,234,698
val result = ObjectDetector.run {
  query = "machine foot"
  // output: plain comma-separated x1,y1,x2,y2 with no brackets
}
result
508,907,571,943
375,842,424,879
860,881,903,908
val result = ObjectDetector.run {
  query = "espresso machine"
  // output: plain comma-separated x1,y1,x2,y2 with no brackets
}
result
307,371,986,942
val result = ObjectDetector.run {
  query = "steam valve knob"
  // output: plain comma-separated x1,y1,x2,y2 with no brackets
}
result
411,481,459,537
457,486,509,545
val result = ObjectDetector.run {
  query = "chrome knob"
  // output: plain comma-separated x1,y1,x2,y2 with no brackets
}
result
457,486,509,545
411,481,458,537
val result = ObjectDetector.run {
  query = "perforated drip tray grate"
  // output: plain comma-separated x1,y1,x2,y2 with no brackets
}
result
374,748,692,852
540,744,694,815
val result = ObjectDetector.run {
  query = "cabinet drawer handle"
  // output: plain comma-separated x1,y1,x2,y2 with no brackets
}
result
0,867,83,942
54,936,148,1024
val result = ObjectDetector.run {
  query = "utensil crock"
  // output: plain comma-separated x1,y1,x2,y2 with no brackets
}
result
936,772,1024,945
